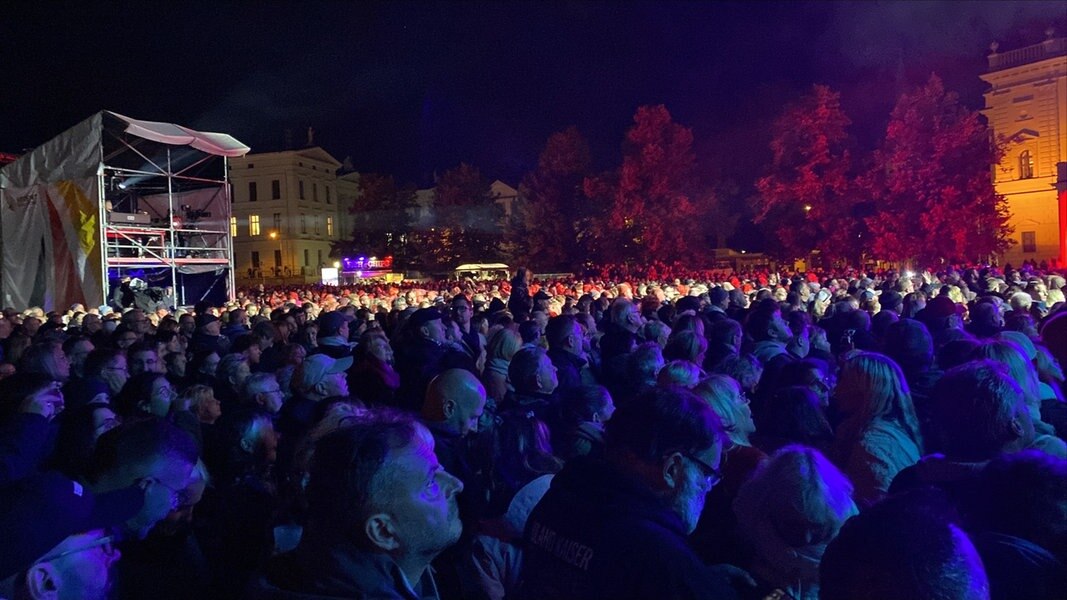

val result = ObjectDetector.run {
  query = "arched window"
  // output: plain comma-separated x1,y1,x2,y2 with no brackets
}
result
1019,150,1034,179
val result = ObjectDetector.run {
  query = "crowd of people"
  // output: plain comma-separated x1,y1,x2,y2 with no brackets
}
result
0,261,1065,599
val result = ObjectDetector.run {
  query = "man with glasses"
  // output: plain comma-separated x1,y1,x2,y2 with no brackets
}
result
243,372,286,415
451,295,481,363
4,528,120,600
520,386,751,599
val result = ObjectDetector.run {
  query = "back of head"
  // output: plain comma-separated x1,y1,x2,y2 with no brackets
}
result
820,491,990,600
545,315,577,350
626,341,664,385
508,346,547,393
91,417,198,484
663,329,706,363
973,449,1067,556
657,360,703,389
304,410,420,546
736,445,856,548
762,386,833,445
606,386,724,462
884,318,934,370
930,360,1027,461
744,305,779,343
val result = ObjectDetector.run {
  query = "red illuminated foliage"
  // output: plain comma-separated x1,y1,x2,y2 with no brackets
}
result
863,75,1011,264
756,85,863,263
585,105,710,265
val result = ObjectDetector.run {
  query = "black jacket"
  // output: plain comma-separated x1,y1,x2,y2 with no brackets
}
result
519,456,742,600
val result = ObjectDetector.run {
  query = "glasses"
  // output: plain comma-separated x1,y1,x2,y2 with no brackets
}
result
105,366,128,373
34,535,115,565
681,452,723,489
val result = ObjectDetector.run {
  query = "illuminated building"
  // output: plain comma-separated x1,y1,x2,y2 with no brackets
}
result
228,147,344,283
980,31,1067,266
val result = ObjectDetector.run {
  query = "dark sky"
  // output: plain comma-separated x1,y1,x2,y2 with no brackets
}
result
1,1,1062,187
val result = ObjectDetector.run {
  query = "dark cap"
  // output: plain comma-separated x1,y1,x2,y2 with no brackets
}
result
0,472,143,579
880,290,903,311
409,307,443,329
922,295,964,320
195,313,219,329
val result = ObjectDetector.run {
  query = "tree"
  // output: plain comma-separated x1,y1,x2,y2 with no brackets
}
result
334,173,416,262
755,84,863,263
585,105,709,265
863,74,1011,264
427,163,504,270
517,127,592,271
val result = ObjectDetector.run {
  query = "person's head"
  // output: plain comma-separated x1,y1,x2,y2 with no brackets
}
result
663,329,708,366
545,315,582,355
181,384,221,424
969,338,1042,408
488,409,564,500
486,327,522,363
0,373,65,422
609,298,642,333
243,372,285,414
820,492,990,600
304,411,463,566
606,386,727,534
163,351,186,380
641,320,672,348
883,318,935,372
508,346,558,395
358,331,394,365
317,311,350,341
294,353,352,400
62,336,94,379
735,445,857,554
712,353,763,397
763,385,835,446
195,313,221,336
232,334,262,365
973,450,1067,561
18,339,71,383
121,309,150,336
656,360,704,389
216,353,252,389
422,369,487,436
409,308,446,344
114,372,176,418
745,306,790,343
834,352,922,447
83,348,127,396
929,360,1035,461
90,418,198,539
707,318,742,353
563,384,615,424
627,341,666,387
208,408,278,482
16,529,120,600
450,296,472,327
126,342,161,377
693,374,755,447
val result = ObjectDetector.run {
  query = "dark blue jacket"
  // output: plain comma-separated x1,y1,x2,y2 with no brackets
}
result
520,456,742,600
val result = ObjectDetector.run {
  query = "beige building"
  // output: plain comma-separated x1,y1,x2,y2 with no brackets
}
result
228,147,345,284
980,33,1067,267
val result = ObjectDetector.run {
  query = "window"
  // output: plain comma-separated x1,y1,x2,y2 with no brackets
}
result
1020,150,1034,179
299,180,305,199
313,183,319,202
327,216,334,236
273,212,282,230
274,250,282,267
247,163,254,169
304,249,309,266
314,216,321,235
248,181,258,202
325,187,331,204
251,251,260,268
230,216,237,237
1022,231,1037,253
271,180,281,199
250,214,261,236
300,214,307,234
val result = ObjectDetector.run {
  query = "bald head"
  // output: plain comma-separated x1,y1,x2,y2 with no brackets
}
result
422,369,487,435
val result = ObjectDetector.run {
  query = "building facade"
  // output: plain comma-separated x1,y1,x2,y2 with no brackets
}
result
228,147,344,285
980,33,1067,267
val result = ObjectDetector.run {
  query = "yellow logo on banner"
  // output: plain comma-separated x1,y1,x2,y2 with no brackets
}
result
55,180,97,254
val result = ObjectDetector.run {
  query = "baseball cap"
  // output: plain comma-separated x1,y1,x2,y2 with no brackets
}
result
296,353,353,390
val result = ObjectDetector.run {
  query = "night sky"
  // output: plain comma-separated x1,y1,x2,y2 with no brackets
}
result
1,1,1062,187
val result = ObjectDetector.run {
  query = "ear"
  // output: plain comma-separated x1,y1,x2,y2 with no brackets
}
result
661,452,685,490
240,435,254,454
25,563,60,600
442,399,456,418
1009,415,1026,439
364,513,399,552
314,380,329,396
591,412,601,424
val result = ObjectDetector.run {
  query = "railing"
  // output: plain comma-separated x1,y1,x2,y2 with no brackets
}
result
989,37,1066,71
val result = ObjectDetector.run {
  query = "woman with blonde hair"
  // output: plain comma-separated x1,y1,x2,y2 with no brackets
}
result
689,375,767,565
483,326,522,403
657,359,704,389
733,445,858,600
831,351,923,507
